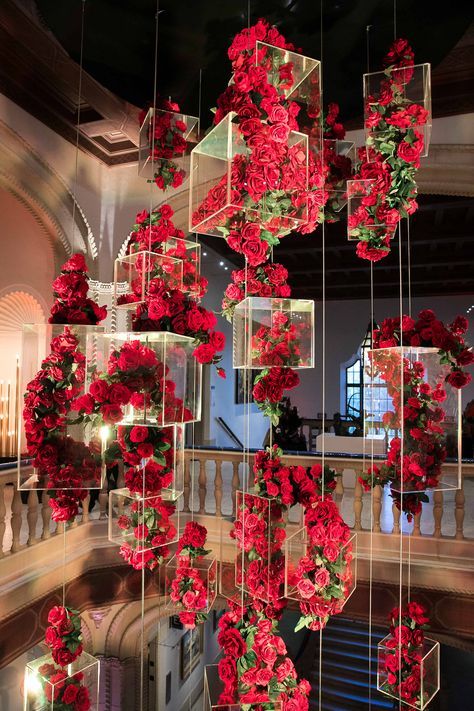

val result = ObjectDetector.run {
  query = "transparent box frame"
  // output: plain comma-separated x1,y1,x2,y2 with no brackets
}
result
233,296,315,370
364,63,432,159
18,323,105,492
117,422,185,498
204,664,282,711
138,107,200,181
377,635,440,710
323,138,356,212
189,111,309,237
24,650,99,711
129,236,202,297
113,250,184,310
255,40,321,111
347,179,397,243
165,554,218,614
234,489,286,605
90,331,202,426
364,346,462,494
108,488,182,552
284,526,357,611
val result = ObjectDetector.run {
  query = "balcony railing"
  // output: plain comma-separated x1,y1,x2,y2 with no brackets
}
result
2,450,473,557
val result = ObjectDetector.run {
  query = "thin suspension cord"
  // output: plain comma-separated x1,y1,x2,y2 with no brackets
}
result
148,0,160,252
71,0,86,255
366,26,374,710
394,0,397,40
397,223,404,711
198,68,203,136
318,2,325,709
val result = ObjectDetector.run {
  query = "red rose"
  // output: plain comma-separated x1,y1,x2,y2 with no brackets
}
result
129,426,149,443
48,606,68,627
209,331,225,351
193,343,216,364
108,384,132,405
397,138,423,166
446,370,471,389
89,380,110,403
241,238,268,266
101,404,123,424
62,684,79,703
61,253,87,273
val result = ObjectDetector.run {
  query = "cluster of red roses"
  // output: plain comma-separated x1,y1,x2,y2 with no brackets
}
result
216,600,311,710
123,206,225,374
45,606,83,666
118,425,176,494
373,309,473,389
23,326,101,522
349,38,429,262
117,494,177,571
139,98,190,190
49,254,106,325
291,496,353,631
74,340,193,426
252,445,325,507
232,491,286,603
251,310,304,367
222,263,291,322
122,205,207,301
360,310,473,518
191,20,315,262
252,367,300,425
34,663,91,711
361,351,449,519
379,601,431,708
168,521,215,628
112,424,180,570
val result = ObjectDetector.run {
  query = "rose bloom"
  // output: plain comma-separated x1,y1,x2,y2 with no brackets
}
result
297,577,316,599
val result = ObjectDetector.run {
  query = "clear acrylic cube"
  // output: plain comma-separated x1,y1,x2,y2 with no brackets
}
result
90,332,202,426
108,488,181,551
364,63,432,158
24,651,99,711
113,251,183,310
364,346,461,493
377,634,439,709
255,41,321,111
18,324,105,491
189,112,308,237
165,554,217,614
324,139,356,212
234,490,286,604
347,179,397,242
285,526,357,611
117,422,185,497
138,108,199,184
233,297,314,369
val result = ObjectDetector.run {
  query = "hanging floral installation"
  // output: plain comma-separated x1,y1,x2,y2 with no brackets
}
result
359,310,473,518
377,601,438,709
348,38,430,261
22,255,107,523
139,97,198,191
29,606,93,711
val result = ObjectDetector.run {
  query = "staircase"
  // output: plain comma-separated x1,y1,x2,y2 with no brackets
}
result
308,616,394,711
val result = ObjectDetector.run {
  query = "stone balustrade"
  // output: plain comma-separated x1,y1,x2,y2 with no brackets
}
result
2,451,473,558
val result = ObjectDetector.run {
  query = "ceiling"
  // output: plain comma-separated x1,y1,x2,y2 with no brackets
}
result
32,0,474,129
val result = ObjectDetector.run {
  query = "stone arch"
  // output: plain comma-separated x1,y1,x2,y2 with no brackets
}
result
0,120,98,269
0,289,46,330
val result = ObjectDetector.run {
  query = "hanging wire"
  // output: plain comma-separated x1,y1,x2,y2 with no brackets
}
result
365,25,374,710
70,0,87,255
318,2,326,709
148,0,161,252
397,223,404,711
